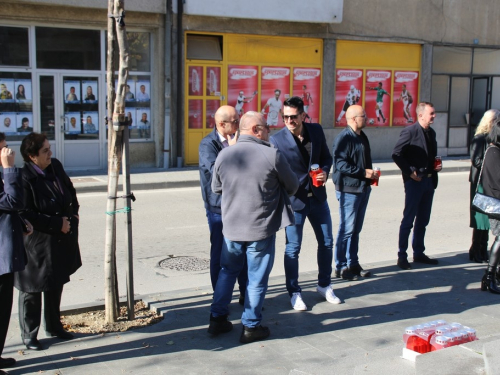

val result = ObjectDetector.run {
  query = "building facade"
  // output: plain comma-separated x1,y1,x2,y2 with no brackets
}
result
1,0,500,169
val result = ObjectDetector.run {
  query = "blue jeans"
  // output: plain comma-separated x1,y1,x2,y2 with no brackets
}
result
335,188,371,270
284,196,333,295
398,178,435,259
206,210,247,293
211,235,276,328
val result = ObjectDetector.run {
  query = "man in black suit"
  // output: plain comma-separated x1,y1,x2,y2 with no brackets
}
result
392,102,442,270
198,105,247,300
270,96,341,311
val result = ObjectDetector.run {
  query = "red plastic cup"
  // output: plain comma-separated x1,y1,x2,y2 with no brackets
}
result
309,164,323,187
434,156,442,170
371,167,381,186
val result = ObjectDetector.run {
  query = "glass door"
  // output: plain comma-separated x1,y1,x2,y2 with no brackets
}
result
38,74,103,169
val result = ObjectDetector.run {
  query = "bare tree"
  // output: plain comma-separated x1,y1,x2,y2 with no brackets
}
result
105,0,131,323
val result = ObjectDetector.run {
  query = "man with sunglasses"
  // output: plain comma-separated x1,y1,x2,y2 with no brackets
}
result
199,105,248,300
270,96,340,311
332,105,377,281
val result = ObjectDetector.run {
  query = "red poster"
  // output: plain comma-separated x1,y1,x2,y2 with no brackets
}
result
206,67,221,96
188,99,203,129
393,71,419,126
261,66,290,128
206,99,221,128
364,70,392,127
227,65,258,116
188,66,203,96
293,68,321,123
335,69,363,126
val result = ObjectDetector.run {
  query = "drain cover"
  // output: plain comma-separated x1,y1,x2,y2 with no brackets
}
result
159,256,210,271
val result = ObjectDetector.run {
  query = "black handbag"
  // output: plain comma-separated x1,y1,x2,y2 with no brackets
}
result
471,146,500,220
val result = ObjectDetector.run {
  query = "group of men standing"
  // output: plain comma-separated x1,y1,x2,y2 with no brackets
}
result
199,98,441,344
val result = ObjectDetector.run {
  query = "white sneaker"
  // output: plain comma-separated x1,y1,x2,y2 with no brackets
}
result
290,292,307,311
317,284,342,304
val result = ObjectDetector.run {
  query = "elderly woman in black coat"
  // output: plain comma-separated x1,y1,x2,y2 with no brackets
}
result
15,133,81,350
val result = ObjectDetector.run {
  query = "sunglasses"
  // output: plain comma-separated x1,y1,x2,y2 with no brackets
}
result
282,114,301,121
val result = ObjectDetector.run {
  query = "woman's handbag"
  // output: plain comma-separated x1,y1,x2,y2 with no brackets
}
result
471,146,500,220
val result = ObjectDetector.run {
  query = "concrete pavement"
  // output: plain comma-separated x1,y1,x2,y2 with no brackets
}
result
4,157,500,375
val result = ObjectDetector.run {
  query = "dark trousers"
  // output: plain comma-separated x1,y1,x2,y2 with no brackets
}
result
398,178,435,259
18,286,64,339
0,273,14,355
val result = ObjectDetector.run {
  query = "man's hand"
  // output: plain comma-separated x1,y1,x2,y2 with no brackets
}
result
410,171,422,182
228,132,238,146
61,217,71,234
365,169,377,179
315,171,327,186
1,147,15,168
23,219,33,236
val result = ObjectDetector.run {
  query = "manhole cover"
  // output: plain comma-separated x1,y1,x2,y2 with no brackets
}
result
159,256,210,271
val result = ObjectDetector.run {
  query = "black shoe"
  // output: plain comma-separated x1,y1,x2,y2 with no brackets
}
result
413,255,439,265
207,314,233,336
23,338,43,351
340,267,359,281
239,325,270,344
397,258,411,270
0,357,16,369
334,269,341,278
349,264,371,277
46,330,74,340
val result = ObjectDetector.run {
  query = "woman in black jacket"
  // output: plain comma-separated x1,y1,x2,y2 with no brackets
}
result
15,133,81,350
469,109,500,262
480,120,500,293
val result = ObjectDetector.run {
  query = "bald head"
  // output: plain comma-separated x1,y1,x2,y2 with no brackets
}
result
214,105,239,137
240,111,269,141
346,105,366,134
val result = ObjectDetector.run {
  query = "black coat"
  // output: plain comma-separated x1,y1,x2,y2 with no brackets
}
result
392,122,438,189
14,158,81,292
0,168,27,276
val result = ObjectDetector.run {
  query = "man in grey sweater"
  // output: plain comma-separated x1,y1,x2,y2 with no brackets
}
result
208,111,299,344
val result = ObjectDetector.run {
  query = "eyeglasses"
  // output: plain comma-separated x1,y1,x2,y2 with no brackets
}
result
256,124,270,131
222,120,239,125
282,114,302,121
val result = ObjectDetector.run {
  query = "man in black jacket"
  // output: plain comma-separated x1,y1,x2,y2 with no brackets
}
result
392,102,442,270
198,106,247,299
332,105,377,281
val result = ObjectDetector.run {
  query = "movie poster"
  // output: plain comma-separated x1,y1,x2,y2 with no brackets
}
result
206,99,220,128
188,99,203,129
364,70,392,127
393,71,419,126
206,67,221,96
260,66,290,128
188,66,203,96
227,65,258,116
334,69,363,127
293,68,321,123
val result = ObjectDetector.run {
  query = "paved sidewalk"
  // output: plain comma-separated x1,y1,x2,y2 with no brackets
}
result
4,250,500,374
67,158,471,194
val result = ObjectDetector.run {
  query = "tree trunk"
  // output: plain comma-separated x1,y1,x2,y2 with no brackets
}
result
104,0,130,323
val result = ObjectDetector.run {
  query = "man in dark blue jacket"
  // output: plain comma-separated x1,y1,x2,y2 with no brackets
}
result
332,105,377,281
199,106,247,300
0,133,30,373
392,102,442,270
270,97,341,311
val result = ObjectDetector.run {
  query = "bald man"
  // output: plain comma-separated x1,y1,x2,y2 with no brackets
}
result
199,106,247,299
332,105,377,281
208,111,298,344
